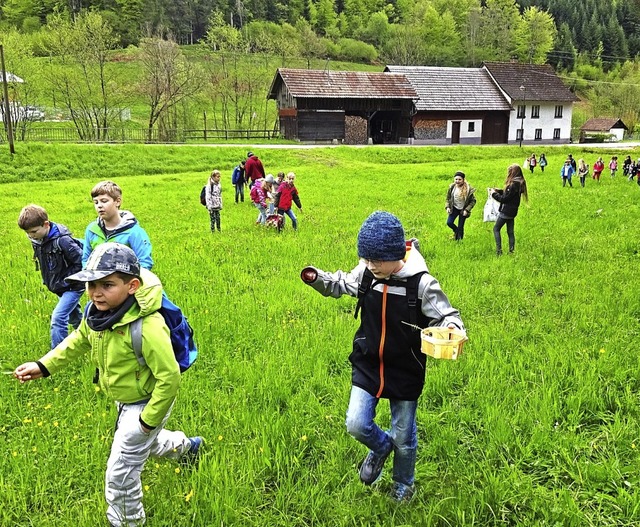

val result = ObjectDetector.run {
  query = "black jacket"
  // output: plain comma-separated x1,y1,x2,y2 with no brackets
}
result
492,180,523,219
32,222,84,295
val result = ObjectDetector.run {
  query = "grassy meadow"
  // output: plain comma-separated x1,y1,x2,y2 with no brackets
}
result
1,143,640,526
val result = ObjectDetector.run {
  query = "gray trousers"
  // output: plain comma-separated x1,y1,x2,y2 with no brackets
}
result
106,401,190,527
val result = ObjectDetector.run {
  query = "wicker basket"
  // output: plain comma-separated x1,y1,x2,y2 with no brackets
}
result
420,327,468,360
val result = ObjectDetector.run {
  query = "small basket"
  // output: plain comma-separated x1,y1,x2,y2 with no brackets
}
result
420,327,468,360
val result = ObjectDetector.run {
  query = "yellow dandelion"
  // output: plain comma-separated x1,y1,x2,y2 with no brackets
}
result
301,435,308,441
53,387,60,392
27,402,33,407
94,386,101,393
73,434,79,440
44,404,52,410
86,412,92,417
185,489,194,502
12,451,17,457
218,435,223,441
53,421,59,427
32,446,37,452
144,485,150,491
599,348,606,354
633,443,636,449
259,447,264,453
37,421,43,427
175,467,181,474
23,418,32,423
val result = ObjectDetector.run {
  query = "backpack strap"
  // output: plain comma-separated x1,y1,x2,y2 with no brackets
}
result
405,271,427,331
354,268,375,319
130,318,146,367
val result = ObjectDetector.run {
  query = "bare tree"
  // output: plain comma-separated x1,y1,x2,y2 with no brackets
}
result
138,35,203,142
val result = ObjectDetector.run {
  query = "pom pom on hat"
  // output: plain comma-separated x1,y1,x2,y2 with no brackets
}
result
357,211,406,261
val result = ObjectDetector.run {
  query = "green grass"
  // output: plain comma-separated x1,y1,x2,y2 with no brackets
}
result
1,143,640,526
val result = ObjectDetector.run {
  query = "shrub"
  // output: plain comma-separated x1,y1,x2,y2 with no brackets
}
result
334,38,378,63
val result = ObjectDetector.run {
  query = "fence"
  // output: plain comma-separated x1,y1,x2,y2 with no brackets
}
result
17,127,279,143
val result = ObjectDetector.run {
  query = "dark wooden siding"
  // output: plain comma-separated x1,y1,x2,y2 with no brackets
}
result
297,110,345,141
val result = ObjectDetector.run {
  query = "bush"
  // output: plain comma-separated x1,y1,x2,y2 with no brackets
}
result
334,38,378,63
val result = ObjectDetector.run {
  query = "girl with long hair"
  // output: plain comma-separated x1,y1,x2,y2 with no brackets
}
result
445,171,476,241
490,163,528,255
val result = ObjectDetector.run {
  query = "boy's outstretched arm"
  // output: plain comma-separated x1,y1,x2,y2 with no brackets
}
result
300,264,362,298
14,362,47,383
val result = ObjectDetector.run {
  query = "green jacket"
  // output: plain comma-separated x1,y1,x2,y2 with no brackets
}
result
39,269,180,428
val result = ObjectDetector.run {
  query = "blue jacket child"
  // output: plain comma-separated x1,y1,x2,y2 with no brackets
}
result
18,204,84,348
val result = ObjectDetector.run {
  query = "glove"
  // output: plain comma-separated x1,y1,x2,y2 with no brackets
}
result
300,267,317,284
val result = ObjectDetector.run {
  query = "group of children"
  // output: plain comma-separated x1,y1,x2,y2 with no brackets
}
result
560,154,640,187
204,152,303,232
523,153,548,173
15,181,202,527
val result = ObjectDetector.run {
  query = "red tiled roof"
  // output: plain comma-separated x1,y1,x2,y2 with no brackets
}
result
268,68,418,100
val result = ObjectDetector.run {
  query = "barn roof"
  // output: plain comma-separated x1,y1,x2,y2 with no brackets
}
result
483,62,579,102
581,117,628,131
384,66,512,111
267,68,418,100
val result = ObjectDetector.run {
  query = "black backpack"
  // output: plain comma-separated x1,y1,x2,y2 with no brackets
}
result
200,186,207,206
354,268,427,331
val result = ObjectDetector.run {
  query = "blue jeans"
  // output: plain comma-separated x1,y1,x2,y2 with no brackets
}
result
255,204,267,224
234,183,245,203
446,208,467,240
51,289,83,348
345,385,418,486
278,208,298,230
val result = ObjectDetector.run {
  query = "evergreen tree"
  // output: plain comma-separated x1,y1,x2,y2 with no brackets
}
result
549,21,576,70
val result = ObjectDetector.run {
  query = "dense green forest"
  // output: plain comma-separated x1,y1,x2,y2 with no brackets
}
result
2,0,640,68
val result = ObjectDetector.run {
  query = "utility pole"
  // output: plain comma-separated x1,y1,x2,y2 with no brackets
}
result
0,45,15,155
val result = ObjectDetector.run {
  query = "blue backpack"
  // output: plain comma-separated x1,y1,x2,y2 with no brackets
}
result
130,294,198,373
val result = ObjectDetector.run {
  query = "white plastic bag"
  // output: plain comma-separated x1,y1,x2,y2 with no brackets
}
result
483,188,500,222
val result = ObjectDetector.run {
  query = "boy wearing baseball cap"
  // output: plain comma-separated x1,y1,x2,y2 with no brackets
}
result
301,211,464,502
14,242,202,527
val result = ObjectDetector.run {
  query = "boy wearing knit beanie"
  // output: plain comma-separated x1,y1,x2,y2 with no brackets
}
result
301,211,464,502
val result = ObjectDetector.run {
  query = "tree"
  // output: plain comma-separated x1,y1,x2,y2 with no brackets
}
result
478,0,520,62
513,6,556,64
138,35,203,141
549,22,577,71
41,11,124,141
315,0,338,37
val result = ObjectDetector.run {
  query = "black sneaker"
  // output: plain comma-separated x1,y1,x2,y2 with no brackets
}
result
390,482,415,503
359,448,391,485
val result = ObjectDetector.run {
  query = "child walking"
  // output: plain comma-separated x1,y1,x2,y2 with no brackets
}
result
231,160,246,203
609,156,618,178
84,180,153,270
490,164,529,255
301,211,464,502
18,204,84,348
445,171,477,241
14,243,203,527
274,172,302,230
205,169,223,232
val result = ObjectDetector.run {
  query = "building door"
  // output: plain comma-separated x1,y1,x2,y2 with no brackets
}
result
451,121,461,144
481,113,509,144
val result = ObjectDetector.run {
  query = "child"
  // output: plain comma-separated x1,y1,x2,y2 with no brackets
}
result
274,172,302,230
83,180,153,270
205,170,223,232
300,211,464,502
445,171,476,241
560,159,574,187
528,153,537,173
18,204,84,348
250,178,270,225
231,160,246,203
13,242,203,527
539,153,547,172
592,157,604,182
265,174,276,215
490,164,528,255
577,158,589,188
609,156,618,178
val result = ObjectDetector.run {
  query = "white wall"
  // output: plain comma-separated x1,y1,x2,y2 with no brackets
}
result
446,119,483,143
508,101,573,143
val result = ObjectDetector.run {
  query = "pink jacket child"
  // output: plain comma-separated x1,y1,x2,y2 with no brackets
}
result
250,180,269,225
593,157,605,182
274,172,302,230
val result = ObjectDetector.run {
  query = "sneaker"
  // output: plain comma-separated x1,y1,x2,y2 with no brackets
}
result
390,482,415,503
359,448,391,485
181,436,204,465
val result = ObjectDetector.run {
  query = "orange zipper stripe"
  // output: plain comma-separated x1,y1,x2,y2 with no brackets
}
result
376,284,388,398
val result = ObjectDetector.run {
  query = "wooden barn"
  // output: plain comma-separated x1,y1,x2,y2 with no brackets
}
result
267,68,418,144
385,65,513,145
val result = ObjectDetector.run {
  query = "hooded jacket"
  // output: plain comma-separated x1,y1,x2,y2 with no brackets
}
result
305,242,464,400
245,155,265,183
38,269,180,428
31,222,84,295
83,211,153,270
492,179,524,219
445,182,477,215
205,180,222,210
274,182,301,211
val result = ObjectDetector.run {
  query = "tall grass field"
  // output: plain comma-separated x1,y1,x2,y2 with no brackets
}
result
1,143,640,526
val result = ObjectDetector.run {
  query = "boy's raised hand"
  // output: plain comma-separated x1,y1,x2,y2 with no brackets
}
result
300,267,317,284
14,362,43,383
